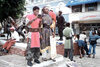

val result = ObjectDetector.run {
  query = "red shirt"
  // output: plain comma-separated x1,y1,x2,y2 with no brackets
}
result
49,11,56,22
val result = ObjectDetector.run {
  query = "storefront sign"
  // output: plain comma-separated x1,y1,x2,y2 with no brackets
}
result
79,12,100,21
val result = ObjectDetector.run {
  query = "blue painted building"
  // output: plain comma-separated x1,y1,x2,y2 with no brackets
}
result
66,0,100,35
66,0,100,6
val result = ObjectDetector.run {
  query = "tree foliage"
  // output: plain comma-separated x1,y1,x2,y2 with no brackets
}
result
0,0,25,22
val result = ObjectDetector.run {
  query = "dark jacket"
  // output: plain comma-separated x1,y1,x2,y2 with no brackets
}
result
56,15,65,28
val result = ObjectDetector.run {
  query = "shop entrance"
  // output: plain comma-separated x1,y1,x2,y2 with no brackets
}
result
79,23,100,36
80,23,100,31
72,22,100,36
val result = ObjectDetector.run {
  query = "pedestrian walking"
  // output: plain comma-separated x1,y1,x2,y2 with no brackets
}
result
9,17,26,41
16,22,26,41
6,22,11,39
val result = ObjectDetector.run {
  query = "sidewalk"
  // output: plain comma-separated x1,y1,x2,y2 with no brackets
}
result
1,45,100,67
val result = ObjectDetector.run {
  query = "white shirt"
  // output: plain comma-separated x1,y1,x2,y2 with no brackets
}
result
79,34,87,41
11,31,19,41
63,27,74,37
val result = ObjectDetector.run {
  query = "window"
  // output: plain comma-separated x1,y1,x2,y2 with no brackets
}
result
85,2,97,12
72,5,82,13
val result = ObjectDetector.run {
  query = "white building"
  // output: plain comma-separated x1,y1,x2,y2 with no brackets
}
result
24,0,68,16
66,0,100,35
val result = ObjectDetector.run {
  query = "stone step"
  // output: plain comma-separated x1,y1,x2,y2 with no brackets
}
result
0,54,79,67
31,55,67,67
0,40,65,56
0,40,27,56
28,55,79,67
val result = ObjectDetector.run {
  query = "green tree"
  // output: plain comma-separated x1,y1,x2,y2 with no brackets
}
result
0,0,25,22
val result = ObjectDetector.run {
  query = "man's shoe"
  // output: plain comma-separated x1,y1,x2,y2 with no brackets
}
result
72,60,76,62
0,48,4,52
34,59,40,64
49,58,56,62
88,54,91,58
93,55,95,58
71,59,76,62
59,39,63,41
40,52,42,56
3,49,8,53
86,53,89,55
42,58,48,61
27,60,33,66
79,54,82,58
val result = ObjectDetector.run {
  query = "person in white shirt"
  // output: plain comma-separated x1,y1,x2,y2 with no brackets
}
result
80,32,87,41
1,27,19,53
79,32,89,55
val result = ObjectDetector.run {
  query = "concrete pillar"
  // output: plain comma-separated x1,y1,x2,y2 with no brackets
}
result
82,4,85,12
97,2,100,11
74,23,80,34
70,6,72,13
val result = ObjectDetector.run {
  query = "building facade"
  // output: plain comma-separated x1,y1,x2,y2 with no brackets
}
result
25,0,67,14
66,0,100,35
24,0,69,21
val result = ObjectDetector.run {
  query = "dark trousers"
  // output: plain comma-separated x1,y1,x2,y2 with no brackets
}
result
84,43,89,55
26,47,40,61
64,49,73,61
58,27,63,40
64,38,74,61
18,32,25,40
7,31,11,39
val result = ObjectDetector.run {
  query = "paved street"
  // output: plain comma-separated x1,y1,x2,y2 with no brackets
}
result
0,35,100,67
0,46,100,67
0,54,78,67
74,46,100,67
0,0,100,67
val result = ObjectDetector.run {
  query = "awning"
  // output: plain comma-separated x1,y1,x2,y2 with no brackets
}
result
66,0,100,6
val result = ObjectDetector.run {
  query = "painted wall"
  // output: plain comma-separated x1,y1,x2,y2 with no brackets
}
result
69,11,100,22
